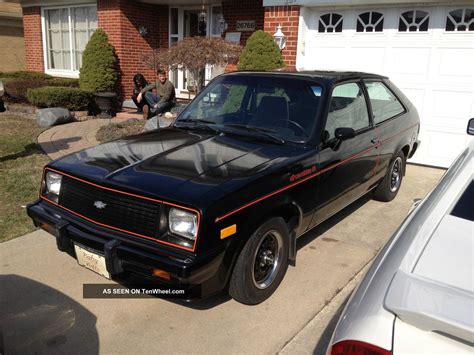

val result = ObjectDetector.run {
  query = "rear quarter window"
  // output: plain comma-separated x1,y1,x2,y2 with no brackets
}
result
365,81,405,124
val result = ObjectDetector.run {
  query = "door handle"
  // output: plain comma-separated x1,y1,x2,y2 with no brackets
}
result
371,138,379,144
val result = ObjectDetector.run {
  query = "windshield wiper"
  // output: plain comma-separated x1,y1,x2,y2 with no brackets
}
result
224,124,285,144
174,118,220,134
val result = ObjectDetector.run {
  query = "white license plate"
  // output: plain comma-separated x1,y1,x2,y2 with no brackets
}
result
74,244,111,279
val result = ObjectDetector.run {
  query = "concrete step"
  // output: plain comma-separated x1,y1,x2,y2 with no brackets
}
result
115,110,144,121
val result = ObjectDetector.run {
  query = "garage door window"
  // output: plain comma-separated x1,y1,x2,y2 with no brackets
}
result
399,10,430,32
357,12,384,32
365,82,405,124
325,83,370,139
318,13,343,33
446,8,474,31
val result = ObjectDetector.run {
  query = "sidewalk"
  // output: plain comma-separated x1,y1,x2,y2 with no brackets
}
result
37,110,142,160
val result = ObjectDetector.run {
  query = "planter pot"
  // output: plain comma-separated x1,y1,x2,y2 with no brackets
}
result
94,92,117,118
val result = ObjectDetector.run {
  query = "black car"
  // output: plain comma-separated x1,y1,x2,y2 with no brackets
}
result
27,71,420,305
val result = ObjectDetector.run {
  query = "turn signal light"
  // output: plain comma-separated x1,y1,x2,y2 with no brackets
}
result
39,223,56,235
152,268,171,281
330,340,390,355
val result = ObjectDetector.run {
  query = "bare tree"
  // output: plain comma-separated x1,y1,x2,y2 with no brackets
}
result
143,37,242,93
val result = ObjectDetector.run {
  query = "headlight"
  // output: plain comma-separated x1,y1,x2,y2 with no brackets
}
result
45,171,62,196
169,208,198,240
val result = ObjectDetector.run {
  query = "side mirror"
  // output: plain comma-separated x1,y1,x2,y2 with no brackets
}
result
335,127,356,141
468,118,474,136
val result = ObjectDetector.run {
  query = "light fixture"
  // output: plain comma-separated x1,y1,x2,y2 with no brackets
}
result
219,15,228,36
273,24,286,50
199,9,206,23
139,25,147,37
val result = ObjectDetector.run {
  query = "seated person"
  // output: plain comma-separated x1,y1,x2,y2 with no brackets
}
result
131,73,148,113
137,69,176,119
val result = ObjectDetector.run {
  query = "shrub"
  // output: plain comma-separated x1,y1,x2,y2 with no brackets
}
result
143,37,241,93
238,30,284,71
0,71,52,80
79,29,118,92
4,77,49,102
27,86,93,111
47,78,80,87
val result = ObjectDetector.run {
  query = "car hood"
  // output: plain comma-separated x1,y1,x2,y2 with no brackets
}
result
50,127,298,205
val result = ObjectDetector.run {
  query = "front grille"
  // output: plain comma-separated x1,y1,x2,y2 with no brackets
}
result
59,176,161,237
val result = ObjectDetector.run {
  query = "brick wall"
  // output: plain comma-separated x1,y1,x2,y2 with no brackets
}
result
264,5,300,69
222,0,264,45
98,0,168,99
22,6,44,72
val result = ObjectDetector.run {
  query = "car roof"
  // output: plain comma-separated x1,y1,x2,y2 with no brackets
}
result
225,69,388,83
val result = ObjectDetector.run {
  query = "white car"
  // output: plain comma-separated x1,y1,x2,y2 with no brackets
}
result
328,119,474,354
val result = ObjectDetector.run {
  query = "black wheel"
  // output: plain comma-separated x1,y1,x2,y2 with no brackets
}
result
373,151,405,202
229,217,289,305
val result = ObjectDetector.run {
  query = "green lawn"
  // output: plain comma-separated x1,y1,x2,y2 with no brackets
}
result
0,114,50,242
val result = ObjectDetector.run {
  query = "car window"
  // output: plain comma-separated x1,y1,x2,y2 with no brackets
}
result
178,75,323,142
325,82,370,139
194,83,247,119
365,81,405,124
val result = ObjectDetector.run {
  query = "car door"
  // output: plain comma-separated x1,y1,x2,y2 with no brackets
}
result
309,80,379,228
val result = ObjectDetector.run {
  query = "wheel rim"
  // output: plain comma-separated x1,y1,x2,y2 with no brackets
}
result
252,230,283,290
390,157,403,192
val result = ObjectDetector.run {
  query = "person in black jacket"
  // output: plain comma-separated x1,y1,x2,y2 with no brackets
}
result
131,73,148,113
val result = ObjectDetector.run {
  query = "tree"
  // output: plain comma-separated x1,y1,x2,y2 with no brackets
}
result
143,37,242,93
79,29,118,92
238,30,284,70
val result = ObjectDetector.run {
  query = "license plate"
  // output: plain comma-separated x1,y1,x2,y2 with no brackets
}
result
74,244,111,279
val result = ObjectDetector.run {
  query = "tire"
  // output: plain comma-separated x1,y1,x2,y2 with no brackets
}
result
229,217,289,305
373,151,405,202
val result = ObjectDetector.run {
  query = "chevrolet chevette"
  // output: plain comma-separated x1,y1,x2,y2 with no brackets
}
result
27,71,420,304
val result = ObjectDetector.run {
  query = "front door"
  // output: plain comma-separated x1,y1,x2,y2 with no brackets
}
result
310,81,379,228
169,6,224,95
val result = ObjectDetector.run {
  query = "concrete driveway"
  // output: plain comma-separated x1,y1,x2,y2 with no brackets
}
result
0,165,444,354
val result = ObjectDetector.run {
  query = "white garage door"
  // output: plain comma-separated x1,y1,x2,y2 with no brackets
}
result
297,5,474,167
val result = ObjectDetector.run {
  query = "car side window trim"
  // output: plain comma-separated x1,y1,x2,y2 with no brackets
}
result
362,79,407,126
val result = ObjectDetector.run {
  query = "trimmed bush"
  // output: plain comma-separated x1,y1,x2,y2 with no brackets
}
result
4,77,48,102
27,86,93,111
79,29,118,92
0,71,52,80
47,78,80,87
238,30,284,71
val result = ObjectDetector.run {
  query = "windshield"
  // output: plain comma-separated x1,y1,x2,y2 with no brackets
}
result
176,75,323,143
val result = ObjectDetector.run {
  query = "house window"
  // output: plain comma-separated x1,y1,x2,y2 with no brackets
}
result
356,11,384,32
43,5,97,76
318,13,343,33
446,8,474,31
399,10,429,32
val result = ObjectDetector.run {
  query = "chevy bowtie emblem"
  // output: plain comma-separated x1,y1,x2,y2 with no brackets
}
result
94,200,107,209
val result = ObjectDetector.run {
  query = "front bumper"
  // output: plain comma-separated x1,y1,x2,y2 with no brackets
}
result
27,200,227,299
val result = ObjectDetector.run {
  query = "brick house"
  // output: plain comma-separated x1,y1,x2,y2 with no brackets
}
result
20,0,297,98
19,0,473,167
